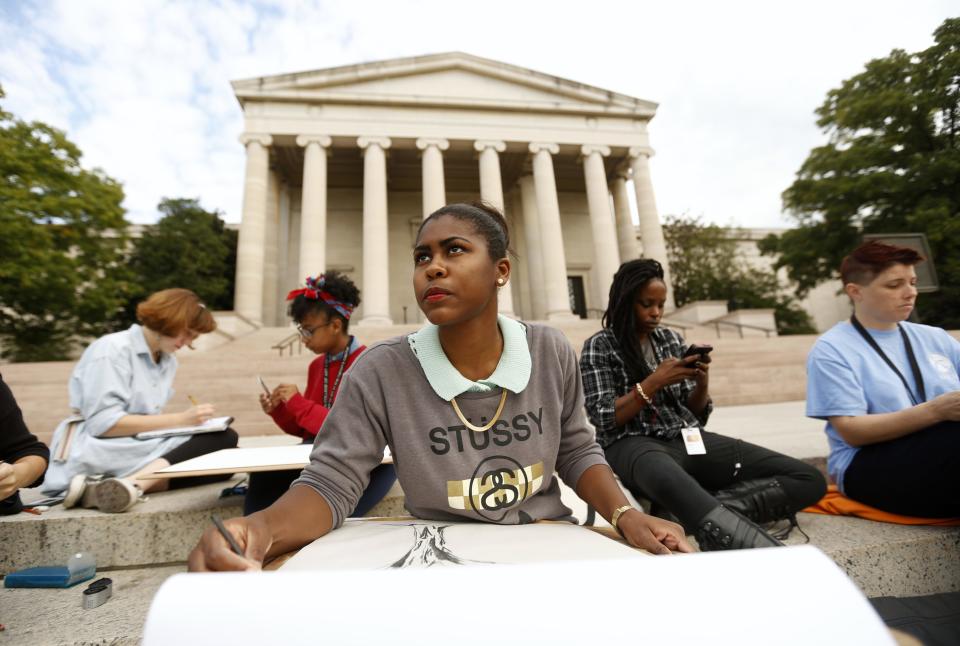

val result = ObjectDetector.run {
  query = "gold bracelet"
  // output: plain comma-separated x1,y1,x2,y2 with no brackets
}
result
635,383,652,405
611,504,634,535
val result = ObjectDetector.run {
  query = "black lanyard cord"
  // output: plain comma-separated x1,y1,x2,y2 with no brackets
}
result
850,315,926,405
322,336,353,408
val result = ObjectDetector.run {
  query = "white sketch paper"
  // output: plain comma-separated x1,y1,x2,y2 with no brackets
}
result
144,547,893,646
281,519,646,571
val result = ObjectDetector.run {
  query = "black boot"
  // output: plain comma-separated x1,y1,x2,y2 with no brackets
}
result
714,478,792,524
695,505,784,551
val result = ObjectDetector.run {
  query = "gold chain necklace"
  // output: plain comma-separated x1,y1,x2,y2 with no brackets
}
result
450,388,508,432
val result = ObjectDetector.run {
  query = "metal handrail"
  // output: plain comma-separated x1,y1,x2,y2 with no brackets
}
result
711,319,776,338
659,319,694,332
271,332,303,356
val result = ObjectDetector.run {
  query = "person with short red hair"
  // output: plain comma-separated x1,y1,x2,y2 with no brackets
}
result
44,288,239,512
806,241,960,517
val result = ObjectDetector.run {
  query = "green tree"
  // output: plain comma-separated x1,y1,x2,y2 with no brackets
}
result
762,18,960,328
0,86,132,362
126,198,236,315
664,214,816,335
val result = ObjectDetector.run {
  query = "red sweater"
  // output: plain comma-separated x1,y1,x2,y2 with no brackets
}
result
268,344,366,440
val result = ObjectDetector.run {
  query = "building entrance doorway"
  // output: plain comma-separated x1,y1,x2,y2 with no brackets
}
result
567,276,587,319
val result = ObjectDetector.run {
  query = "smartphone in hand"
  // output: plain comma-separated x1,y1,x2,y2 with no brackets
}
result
257,376,271,396
682,344,714,360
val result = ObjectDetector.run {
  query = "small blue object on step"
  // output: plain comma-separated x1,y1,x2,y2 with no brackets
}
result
4,552,96,588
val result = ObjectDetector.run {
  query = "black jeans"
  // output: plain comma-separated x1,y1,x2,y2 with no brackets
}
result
844,421,960,518
605,431,826,530
159,428,239,490
243,462,398,517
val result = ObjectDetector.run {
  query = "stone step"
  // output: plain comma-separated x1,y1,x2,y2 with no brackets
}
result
0,563,181,645
5,479,958,592
1,481,243,574
783,513,960,597
5,329,956,445
1,477,409,575
701,400,828,459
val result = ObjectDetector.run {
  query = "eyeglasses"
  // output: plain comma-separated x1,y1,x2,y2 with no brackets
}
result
296,320,333,339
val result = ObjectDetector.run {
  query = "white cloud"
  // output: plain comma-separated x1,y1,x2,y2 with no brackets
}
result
1,0,956,227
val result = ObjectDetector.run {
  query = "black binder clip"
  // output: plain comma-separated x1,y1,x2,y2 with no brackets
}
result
82,577,113,609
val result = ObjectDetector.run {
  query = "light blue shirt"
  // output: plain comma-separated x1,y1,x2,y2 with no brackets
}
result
44,324,191,494
407,315,532,400
806,321,960,492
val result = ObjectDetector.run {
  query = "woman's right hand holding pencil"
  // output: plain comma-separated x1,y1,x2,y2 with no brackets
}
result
181,403,216,426
189,514,273,572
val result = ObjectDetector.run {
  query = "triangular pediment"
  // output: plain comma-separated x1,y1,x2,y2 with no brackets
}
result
232,52,656,117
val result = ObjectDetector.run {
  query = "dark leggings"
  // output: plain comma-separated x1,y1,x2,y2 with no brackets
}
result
605,431,826,530
243,462,398,517
159,428,239,490
844,421,960,518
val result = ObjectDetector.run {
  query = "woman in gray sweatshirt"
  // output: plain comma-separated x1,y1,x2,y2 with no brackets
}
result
189,202,692,571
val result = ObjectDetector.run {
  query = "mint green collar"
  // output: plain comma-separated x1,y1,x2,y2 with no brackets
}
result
407,314,531,401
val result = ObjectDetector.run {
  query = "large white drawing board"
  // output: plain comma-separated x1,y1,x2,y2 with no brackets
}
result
141,444,391,479
143,545,892,645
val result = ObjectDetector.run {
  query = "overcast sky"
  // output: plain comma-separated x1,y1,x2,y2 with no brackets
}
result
1,1,955,229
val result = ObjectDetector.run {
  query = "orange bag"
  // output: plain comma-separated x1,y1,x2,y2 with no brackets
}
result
804,485,960,526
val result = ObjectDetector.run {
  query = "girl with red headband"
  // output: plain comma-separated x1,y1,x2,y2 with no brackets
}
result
244,271,397,516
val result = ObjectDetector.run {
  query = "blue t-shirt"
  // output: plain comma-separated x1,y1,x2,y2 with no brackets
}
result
806,321,960,492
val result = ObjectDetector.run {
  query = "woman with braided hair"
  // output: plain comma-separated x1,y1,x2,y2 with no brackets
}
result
580,259,825,550
244,271,397,516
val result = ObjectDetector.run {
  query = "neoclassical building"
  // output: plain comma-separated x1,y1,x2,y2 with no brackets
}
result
231,52,673,326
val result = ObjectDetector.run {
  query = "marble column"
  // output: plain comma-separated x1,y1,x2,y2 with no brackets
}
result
629,146,675,310
416,137,448,218
357,136,393,325
580,144,620,313
287,190,302,293
296,134,332,281
261,169,281,326
611,174,639,263
518,174,546,320
277,182,291,323
474,139,515,317
529,142,576,320
234,133,272,323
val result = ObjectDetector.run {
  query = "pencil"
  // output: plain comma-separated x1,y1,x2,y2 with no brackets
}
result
211,514,244,556
188,395,199,406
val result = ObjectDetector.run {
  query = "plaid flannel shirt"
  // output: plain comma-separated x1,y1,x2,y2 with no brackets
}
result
579,327,712,448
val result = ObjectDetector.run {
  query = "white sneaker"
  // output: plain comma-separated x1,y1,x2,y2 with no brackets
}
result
63,475,142,513
62,474,89,509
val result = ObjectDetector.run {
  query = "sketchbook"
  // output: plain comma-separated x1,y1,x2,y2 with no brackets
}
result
135,416,234,440
143,443,392,478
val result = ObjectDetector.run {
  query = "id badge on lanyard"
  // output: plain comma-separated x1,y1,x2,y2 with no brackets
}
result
681,426,707,455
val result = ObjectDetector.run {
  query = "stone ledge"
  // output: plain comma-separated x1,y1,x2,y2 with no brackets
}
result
1,481,245,574
3,518,957,646
783,513,960,598
0,564,180,646
1,479,408,574
4,484,956,602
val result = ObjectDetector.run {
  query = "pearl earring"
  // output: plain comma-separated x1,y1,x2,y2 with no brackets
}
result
497,278,505,285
